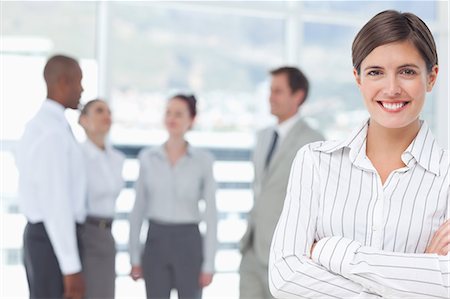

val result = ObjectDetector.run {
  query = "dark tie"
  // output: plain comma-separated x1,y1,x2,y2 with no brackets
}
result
265,130,279,169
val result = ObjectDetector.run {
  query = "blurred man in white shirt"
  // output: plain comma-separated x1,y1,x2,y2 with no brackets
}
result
17,55,86,299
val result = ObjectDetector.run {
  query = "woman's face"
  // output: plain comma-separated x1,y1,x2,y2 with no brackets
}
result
354,40,438,129
164,98,194,137
81,101,112,136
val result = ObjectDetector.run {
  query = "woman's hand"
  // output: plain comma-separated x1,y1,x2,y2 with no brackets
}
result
425,220,450,256
130,265,143,281
199,272,213,288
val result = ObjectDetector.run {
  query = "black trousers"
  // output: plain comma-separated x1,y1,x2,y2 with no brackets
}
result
143,221,203,299
23,222,82,299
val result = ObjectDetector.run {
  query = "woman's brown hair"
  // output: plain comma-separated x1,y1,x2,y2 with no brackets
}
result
80,99,104,116
171,94,197,118
352,10,438,74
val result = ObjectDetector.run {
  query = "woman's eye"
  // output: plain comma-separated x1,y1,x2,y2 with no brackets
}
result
367,70,381,76
401,68,417,76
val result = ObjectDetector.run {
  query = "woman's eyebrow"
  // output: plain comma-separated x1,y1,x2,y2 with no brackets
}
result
363,65,383,71
397,63,420,69
363,63,420,71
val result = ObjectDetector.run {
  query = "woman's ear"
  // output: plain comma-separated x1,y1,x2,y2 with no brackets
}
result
353,68,362,88
426,65,439,92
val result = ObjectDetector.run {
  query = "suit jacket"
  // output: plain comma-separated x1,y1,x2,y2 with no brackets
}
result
241,118,324,265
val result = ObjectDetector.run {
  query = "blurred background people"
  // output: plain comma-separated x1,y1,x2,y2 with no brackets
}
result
16,54,86,299
129,94,218,299
239,66,324,299
78,99,125,298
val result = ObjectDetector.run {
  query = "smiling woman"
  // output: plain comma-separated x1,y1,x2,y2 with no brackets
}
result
269,10,449,299
356,41,437,141
352,9,438,133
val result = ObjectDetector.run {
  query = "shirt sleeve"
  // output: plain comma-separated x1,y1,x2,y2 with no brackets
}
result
35,132,81,275
201,152,218,273
312,236,450,298
269,145,379,298
129,151,149,266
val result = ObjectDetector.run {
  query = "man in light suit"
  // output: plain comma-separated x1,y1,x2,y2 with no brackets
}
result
239,66,324,299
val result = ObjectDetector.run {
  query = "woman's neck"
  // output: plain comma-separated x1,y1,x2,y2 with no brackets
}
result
366,119,420,156
165,136,187,165
366,119,421,184
165,136,187,150
87,133,106,150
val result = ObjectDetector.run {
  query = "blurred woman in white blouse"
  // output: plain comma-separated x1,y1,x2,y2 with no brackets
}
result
78,99,125,299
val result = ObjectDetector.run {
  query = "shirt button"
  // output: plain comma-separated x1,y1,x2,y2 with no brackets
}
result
372,226,378,231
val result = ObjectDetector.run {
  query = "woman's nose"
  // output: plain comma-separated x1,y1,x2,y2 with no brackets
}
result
383,75,402,97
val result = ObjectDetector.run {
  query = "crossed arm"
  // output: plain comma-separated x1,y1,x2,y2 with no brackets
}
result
269,147,450,299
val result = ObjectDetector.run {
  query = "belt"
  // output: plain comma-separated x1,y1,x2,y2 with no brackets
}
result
85,216,113,229
28,222,84,229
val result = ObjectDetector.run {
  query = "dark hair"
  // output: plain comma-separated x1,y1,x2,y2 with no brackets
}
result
80,99,104,116
44,54,79,83
270,66,309,105
352,10,438,74
171,94,197,118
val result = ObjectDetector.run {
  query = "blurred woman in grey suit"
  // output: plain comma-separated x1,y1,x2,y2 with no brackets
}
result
79,99,125,298
129,94,217,299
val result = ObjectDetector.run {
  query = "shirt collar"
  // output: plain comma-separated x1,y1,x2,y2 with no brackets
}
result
276,114,299,141
42,98,67,123
155,142,194,159
83,138,111,158
315,119,442,176
315,119,371,170
402,121,442,176
316,119,368,155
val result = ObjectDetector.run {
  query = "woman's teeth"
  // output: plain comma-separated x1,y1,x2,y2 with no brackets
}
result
380,102,407,110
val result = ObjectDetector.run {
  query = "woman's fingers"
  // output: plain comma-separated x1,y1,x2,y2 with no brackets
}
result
426,220,450,255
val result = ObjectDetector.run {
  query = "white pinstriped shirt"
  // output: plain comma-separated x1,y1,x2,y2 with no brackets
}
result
269,119,449,299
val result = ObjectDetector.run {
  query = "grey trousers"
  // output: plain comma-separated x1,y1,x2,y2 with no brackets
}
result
239,247,274,299
23,222,82,299
80,216,116,299
142,221,203,299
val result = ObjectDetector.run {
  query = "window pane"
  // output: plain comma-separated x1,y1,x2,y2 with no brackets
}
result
2,1,97,58
109,4,285,144
301,23,366,139
1,2,98,140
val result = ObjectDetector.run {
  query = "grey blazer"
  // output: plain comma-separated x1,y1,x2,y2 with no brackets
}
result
241,118,324,265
